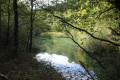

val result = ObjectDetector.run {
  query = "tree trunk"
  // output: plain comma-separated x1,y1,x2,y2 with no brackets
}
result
6,0,10,45
0,1,2,40
29,0,33,52
13,0,18,54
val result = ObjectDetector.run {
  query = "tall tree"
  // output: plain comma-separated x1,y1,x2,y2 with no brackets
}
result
13,0,18,54
29,0,33,52
0,1,2,40
6,0,10,45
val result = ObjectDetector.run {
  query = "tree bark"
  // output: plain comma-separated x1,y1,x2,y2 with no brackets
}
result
0,1,2,40
13,0,18,54
29,0,33,52
6,0,10,45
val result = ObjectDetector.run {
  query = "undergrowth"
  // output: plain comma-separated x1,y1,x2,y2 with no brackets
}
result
0,52,65,80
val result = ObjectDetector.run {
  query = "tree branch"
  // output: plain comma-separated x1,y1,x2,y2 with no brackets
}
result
65,29,105,69
79,60,95,80
65,29,100,80
65,28,118,80
96,7,115,18
44,8,120,46
109,27,120,36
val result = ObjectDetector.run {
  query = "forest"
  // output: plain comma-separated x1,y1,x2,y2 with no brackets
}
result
0,0,120,80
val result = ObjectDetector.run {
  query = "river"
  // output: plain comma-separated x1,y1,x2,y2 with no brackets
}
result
34,36,98,80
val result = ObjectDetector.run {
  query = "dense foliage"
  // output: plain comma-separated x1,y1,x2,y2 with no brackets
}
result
0,0,120,80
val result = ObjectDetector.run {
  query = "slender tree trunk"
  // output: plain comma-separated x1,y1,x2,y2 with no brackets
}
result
13,0,18,54
26,33,30,52
6,0,10,45
29,0,33,52
0,1,2,40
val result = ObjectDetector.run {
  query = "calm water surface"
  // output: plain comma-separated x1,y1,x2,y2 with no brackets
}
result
36,53,97,80
34,37,97,80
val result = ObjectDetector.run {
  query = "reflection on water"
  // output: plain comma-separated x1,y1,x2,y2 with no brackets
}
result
34,37,120,80
36,53,97,80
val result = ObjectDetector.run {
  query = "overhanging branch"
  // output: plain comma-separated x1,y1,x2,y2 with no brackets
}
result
65,29,105,69
79,60,95,80
44,8,120,46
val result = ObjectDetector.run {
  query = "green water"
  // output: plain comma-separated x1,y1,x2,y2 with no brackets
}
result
34,36,120,80
34,36,83,63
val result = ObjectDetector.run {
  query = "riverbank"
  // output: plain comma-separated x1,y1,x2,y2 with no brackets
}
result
0,52,65,80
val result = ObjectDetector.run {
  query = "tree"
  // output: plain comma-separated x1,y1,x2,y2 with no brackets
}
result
13,0,18,54
0,0,2,40
6,0,10,45
29,0,34,52
42,0,120,79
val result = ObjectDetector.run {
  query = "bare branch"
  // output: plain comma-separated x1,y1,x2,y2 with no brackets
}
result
77,70,91,79
65,29,117,80
65,29,101,80
79,60,95,80
65,29,105,69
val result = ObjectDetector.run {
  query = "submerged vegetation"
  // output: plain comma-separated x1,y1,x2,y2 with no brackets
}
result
0,0,120,80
